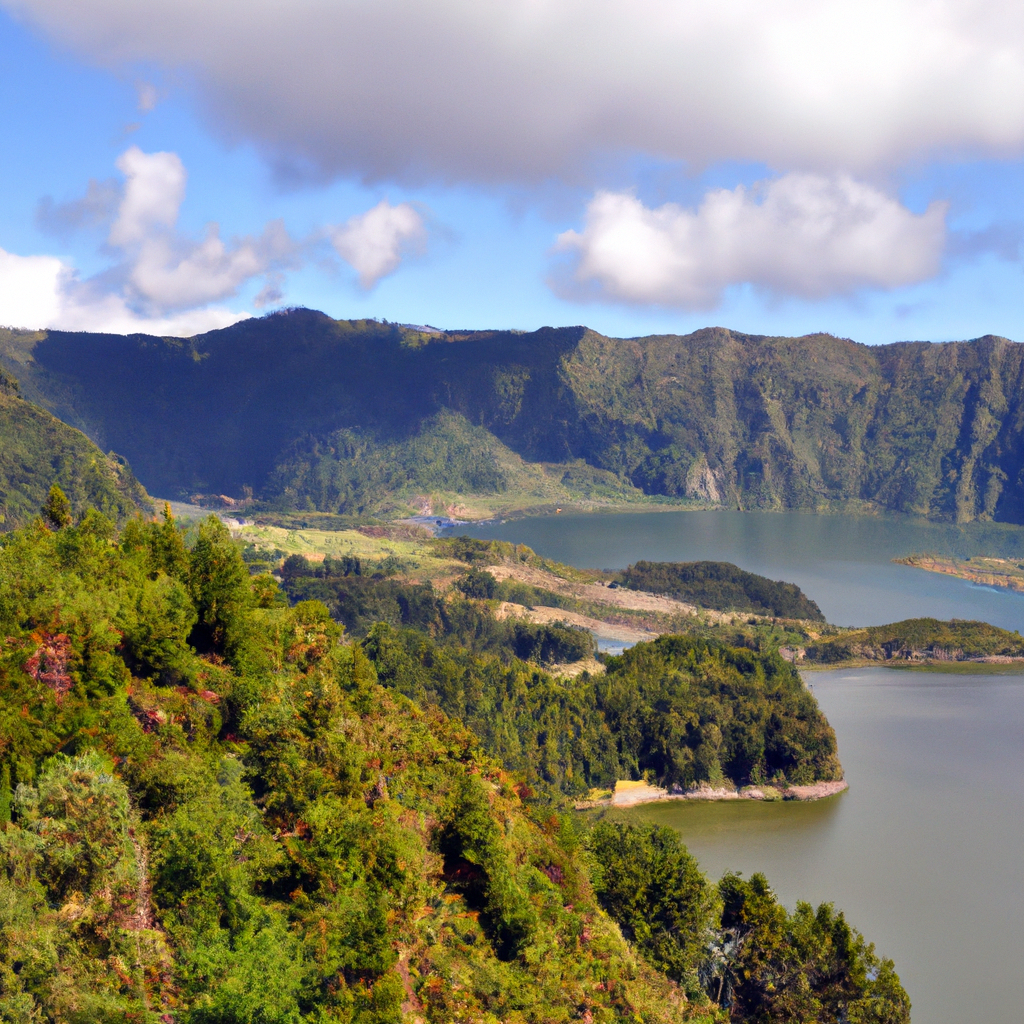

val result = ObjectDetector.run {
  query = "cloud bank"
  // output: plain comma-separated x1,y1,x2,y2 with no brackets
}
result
6,0,1024,183
555,175,947,308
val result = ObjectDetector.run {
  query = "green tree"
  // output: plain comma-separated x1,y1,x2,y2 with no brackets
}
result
437,774,537,960
0,752,168,1020
41,483,72,530
718,872,911,1023
188,516,252,650
589,821,718,995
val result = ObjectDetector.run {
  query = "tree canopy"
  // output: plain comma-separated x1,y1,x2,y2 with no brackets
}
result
0,509,904,1023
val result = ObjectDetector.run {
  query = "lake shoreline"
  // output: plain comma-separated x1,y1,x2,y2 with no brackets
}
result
576,778,848,810
800,657,1024,674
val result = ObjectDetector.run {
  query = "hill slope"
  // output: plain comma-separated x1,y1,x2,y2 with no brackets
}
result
4,310,1024,523
0,365,150,527
0,512,908,1022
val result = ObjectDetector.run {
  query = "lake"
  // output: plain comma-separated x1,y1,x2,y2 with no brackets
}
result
453,508,1024,630
451,510,1024,1023
608,670,1024,1024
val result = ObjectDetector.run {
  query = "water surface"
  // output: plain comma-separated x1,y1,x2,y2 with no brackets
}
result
609,669,1024,1024
455,509,1024,629
451,510,1024,1023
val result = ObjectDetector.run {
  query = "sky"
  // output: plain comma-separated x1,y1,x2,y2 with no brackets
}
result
1,0,1024,344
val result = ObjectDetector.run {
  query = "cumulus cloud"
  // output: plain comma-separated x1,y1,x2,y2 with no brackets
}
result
1,145,430,332
554,175,947,308
108,147,185,247
331,201,426,289
0,249,65,329
0,245,247,334
102,145,303,315
5,0,1024,184
0,145,302,333
106,147,298,311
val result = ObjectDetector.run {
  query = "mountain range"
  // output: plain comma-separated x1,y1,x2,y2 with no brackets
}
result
2,308,1023,523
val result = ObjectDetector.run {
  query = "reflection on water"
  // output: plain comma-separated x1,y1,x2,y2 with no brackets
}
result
454,509,1024,629
609,788,845,845
602,669,1024,1024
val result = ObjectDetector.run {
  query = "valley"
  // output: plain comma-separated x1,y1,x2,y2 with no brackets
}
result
3,314,1024,1023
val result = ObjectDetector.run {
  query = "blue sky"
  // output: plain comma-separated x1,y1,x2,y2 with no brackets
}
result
1,1,1024,344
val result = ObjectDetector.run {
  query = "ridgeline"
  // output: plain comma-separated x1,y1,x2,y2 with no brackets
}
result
2,310,1024,522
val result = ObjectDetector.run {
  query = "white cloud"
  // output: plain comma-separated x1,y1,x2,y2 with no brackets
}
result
331,201,426,289
555,175,947,308
0,245,248,334
104,145,298,314
108,147,185,247
0,146,428,333
128,221,291,309
0,249,65,329
6,0,1024,183
0,145,300,333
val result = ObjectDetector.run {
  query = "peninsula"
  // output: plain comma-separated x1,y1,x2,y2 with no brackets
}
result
896,552,1024,592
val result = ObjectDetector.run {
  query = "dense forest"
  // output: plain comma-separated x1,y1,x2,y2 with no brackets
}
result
0,365,150,529
0,503,908,1022
3,310,1024,523
272,551,839,797
617,562,824,620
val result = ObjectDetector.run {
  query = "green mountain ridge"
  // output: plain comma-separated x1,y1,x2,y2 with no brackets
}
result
0,363,151,528
4,309,1024,523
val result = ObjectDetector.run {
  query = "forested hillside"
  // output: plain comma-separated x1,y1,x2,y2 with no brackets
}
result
0,509,908,1022
0,364,150,528
617,561,825,620
4,309,1022,523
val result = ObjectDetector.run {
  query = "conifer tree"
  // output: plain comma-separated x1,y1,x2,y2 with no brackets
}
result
42,482,72,529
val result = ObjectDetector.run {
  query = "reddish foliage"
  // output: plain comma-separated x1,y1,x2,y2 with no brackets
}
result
24,632,73,702
356,525,388,538
541,863,565,885
514,781,534,801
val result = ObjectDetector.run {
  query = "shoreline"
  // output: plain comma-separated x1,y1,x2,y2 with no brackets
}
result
575,778,848,810
799,657,1024,674
894,553,1024,594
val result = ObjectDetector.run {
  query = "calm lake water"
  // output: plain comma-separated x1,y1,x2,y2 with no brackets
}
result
454,508,1024,630
610,670,1024,1024
451,511,1024,1023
